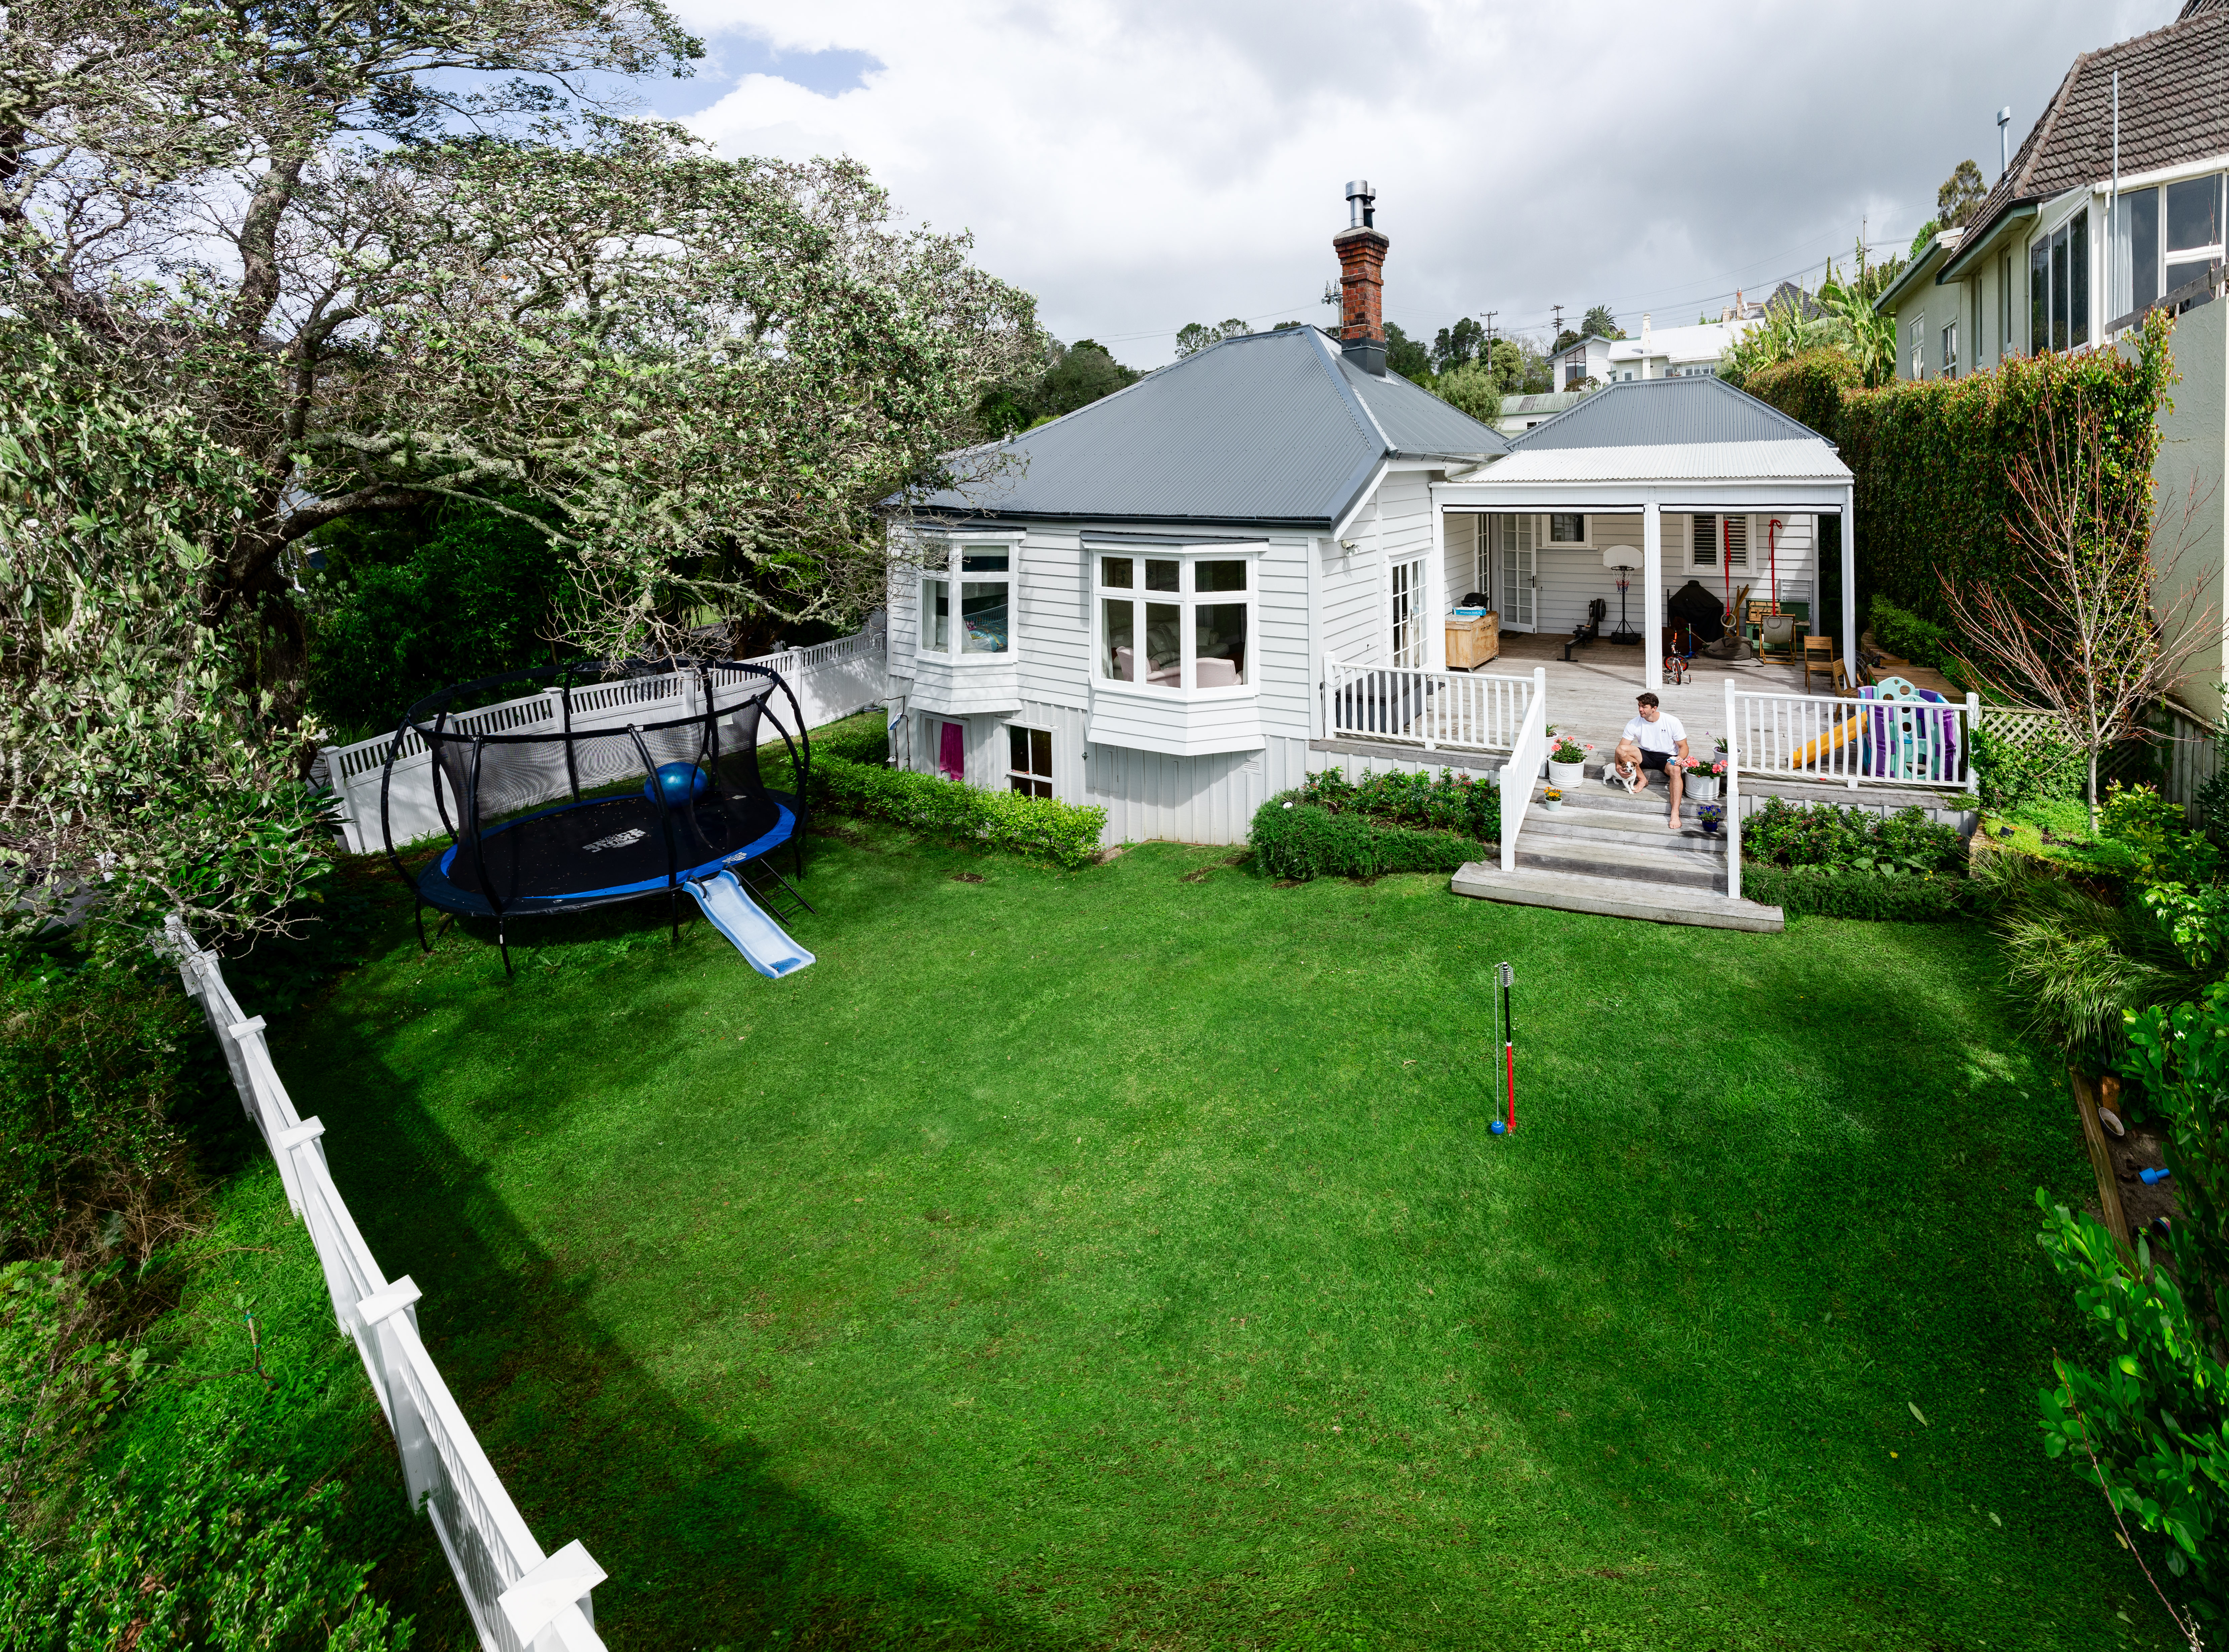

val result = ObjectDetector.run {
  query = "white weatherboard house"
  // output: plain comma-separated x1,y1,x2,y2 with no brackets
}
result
887,193,1960,928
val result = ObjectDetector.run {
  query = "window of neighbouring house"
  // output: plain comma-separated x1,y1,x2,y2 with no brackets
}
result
1548,514,1586,544
2127,185,2160,315
2066,209,2089,348
1941,319,1959,380
1908,315,1925,379
2001,250,2014,355
1563,357,1584,389
2050,220,2070,350
2030,237,2049,353
1008,725,1052,798
2166,174,2223,296
919,540,1015,659
1097,550,1253,692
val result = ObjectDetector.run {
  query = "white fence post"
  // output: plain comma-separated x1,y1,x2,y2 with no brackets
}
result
163,924,611,1652
1723,676,1742,901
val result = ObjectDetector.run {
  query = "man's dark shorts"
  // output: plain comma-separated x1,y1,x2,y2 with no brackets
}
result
1638,750,1671,773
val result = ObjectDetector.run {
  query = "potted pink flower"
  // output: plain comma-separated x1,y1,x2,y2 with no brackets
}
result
1683,753,1727,803
1546,730,1592,789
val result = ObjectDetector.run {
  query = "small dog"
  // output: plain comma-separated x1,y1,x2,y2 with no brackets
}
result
1607,739,1645,793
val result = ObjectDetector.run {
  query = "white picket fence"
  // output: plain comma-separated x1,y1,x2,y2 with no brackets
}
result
1729,687,1980,792
164,918,610,1652
319,627,888,854
1323,655,1536,752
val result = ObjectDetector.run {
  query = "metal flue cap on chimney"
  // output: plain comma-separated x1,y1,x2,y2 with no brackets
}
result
1345,180,1375,229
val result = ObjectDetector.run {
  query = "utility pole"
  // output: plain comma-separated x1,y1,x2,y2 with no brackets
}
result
1550,303,1565,341
1481,309,1498,351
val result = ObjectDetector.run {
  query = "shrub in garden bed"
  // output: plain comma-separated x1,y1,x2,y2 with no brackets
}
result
1741,865,1970,921
1741,796,1965,876
1253,767,1499,882
809,756,1106,869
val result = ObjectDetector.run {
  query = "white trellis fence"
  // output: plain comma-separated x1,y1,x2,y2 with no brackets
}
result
1322,654,1536,752
164,918,610,1652
317,626,888,854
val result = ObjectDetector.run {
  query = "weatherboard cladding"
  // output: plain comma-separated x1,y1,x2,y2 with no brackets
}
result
1956,6,2229,271
910,325,1506,528
1505,375,1833,452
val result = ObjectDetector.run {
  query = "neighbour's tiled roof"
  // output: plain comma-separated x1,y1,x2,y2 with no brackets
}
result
1953,7,2229,270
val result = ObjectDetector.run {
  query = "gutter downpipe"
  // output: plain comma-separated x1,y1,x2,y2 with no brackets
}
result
2111,70,2121,337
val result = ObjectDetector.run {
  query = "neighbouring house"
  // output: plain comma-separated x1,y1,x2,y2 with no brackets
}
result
888,187,1870,866
1546,316,1755,390
1879,0,2229,381
1497,390,1592,436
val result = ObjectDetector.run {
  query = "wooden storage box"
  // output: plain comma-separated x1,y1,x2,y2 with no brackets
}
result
1446,611,1500,670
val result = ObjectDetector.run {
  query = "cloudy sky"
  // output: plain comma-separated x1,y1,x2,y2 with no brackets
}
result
647,0,2171,365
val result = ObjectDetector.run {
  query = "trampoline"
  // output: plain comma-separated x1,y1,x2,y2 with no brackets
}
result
381,655,813,971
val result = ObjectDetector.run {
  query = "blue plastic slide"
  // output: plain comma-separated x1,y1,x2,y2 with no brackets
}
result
685,870,815,979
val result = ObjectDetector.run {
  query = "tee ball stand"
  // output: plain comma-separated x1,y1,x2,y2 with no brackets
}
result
1490,961,1515,1135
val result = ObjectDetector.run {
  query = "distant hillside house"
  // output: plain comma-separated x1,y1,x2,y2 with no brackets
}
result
1547,316,1756,391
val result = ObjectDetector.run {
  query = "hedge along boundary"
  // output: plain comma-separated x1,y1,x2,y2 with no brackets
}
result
1740,864,1972,922
1250,796,1492,882
808,755,1107,870
1743,311,2175,631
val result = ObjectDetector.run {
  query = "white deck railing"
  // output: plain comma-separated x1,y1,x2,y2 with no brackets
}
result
1723,680,1743,900
1323,655,1536,752
164,919,610,1652
318,627,887,854
1730,687,1980,793
1498,668,1551,873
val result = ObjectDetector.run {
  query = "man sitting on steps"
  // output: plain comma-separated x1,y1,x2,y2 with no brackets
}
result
1620,692,1690,831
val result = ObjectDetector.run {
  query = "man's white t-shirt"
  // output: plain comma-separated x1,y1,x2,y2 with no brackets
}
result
1623,711,1686,756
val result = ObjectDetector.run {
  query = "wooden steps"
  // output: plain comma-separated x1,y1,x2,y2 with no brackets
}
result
1451,777,1785,931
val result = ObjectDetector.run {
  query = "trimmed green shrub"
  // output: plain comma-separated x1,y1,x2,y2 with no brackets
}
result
1740,347,1859,437
1740,796,1966,875
1740,864,1970,921
1972,724,2085,813
1298,765,1500,841
810,756,1105,869
1868,593,1954,669
1744,312,2174,630
1251,799,1490,882
808,715,892,767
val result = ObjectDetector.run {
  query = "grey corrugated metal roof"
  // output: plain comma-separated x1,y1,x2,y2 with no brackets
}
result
910,325,1507,529
1508,374,1832,450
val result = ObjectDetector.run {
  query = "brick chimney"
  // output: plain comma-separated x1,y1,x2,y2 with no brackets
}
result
1335,180,1388,376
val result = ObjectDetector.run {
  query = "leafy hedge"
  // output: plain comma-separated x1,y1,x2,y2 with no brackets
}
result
1741,864,1972,921
1743,313,2175,629
1252,766,1500,881
811,756,1106,869
1867,593,1954,669
1251,799,1491,882
1741,348,1859,436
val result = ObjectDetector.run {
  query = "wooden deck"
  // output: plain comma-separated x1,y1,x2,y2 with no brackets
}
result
1480,630,1809,749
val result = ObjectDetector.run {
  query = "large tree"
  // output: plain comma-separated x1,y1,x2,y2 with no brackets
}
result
0,0,1039,939
0,0,1040,671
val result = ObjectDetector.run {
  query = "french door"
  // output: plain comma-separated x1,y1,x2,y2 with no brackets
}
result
1390,556,1426,666
1497,515,1537,631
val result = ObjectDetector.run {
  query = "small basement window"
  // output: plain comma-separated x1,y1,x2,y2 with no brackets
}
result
1008,726,1052,798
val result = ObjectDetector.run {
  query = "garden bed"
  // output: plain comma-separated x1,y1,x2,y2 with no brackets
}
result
1251,766,1498,881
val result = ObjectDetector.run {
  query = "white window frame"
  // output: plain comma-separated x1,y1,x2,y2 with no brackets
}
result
1687,513,1750,574
917,535,1019,661
1005,723,1053,799
1091,545,1261,700
1941,318,1959,380
1908,313,1926,380
1542,512,1591,549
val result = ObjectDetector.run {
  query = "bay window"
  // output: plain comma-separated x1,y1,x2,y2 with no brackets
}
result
918,541,1014,658
1097,552,1252,691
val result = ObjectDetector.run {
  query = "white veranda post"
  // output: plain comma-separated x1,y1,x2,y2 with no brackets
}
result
1426,501,1448,669
1840,487,1859,685
1640,500,1664,691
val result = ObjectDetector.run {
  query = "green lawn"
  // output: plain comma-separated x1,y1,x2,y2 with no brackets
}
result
277,821,2178,1649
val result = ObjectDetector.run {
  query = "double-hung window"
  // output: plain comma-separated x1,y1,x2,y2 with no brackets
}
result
919,541,1014,658
1909,315,1926,379
1098,553,1251,691
1941,319,1959,380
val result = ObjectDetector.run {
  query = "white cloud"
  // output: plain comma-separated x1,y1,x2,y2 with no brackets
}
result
677,0,2176,364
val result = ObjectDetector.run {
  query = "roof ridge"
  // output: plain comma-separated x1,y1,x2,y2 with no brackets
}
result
1309,327,1396,452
